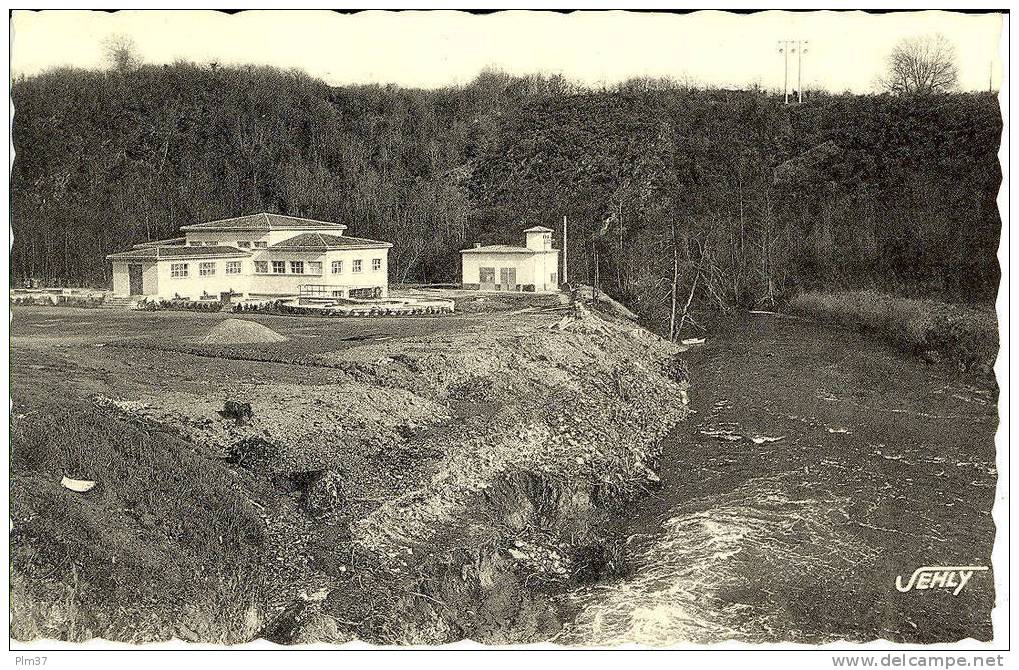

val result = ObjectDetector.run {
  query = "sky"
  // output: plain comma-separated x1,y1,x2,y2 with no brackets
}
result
9,9,1005,93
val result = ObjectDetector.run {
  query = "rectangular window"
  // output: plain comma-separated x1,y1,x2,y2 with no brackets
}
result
171,263,189,278
352,259,363,273
372,258,382,272
271,260,286,274
226,261,242,275
307,261,322,275
254,241,268,249
479,267,496,284
238,241,251,249
199,262,216,276
254,261,268,274
331,260,343,274
290,261,304,275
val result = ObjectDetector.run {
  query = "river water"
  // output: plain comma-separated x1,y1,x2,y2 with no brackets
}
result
561,314,998,645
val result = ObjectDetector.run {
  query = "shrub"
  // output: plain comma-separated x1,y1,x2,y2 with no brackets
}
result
141,298,222,312
227,298,453,318
11,294,103,308
788,290,998,374
56,295,104,308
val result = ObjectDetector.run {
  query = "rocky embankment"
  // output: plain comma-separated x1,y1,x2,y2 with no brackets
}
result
66,300,691,644
325,303,690,643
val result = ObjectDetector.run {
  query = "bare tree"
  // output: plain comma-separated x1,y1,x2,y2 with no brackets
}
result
880,34,958,95
102,33,141,72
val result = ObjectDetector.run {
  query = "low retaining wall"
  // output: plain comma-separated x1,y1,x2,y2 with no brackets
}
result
233,298,455,318
11,293,107,308
459,284,537,292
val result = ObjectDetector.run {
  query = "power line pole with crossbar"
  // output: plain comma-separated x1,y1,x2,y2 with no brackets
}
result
778,39,809,104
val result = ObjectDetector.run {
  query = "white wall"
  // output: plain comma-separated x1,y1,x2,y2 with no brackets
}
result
461,251,560,292
184,231,268,248
321,248,389,293
111,261,160,296
121,245,389,300
143,262,160,294
248,249,325,296
461,253,535,288
156,258,249,300
112,263,129,295
533,250,560,291
248,248,390,297
525,231,553,251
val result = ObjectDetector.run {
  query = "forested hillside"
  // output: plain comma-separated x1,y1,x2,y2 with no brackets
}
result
11,63,1001,322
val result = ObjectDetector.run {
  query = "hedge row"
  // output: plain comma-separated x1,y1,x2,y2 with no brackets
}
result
138,299,223,312
233,300,453,317
11,295,105,308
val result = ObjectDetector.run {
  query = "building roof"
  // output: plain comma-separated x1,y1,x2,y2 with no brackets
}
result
268,232,392,251
524,226,554,233
179,212,349,232
460,244,539,255
133,237,185,249
107,246,251,261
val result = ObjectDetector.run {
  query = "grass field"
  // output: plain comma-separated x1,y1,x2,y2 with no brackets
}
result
787,291,998,375
10,397,274,642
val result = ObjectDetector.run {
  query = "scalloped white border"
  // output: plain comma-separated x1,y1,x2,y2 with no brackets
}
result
3,2,1011,662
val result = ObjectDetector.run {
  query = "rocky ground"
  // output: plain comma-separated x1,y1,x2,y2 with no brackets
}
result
10,292,690,644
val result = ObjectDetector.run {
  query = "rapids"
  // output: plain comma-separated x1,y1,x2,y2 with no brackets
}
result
561,313,998,645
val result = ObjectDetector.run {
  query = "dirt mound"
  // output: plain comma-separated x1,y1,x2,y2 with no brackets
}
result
201,318,288,345
573,284,639,321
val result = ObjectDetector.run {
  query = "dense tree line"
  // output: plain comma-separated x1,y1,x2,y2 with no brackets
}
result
11,63,1001,326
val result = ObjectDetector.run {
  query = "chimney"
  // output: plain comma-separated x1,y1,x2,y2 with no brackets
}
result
473,243,482,248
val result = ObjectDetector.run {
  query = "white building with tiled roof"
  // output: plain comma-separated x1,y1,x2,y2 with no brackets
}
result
107,213,392,301
460,226,560,292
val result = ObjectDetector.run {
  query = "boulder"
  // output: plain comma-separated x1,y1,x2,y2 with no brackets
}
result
221,400,254,425
226,436,278,467
300,469,347,518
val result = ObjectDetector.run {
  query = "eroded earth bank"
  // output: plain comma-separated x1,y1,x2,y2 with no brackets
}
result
11,295,690,644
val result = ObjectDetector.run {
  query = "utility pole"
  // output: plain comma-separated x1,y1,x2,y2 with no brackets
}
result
797,40,808,103
779,40,789,104
562,214,570,283
778,39,808,104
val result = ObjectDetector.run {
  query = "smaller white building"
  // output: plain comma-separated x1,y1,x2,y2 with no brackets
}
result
461,227,560,293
